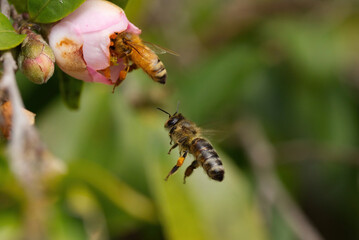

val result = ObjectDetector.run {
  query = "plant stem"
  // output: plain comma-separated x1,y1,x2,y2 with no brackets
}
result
1,1,65,239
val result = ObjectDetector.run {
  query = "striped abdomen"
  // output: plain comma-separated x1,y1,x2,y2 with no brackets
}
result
148,58,166,84
132,47,167,84
191,138,224,181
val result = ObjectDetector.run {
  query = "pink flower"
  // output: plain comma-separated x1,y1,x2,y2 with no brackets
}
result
48,0,141,85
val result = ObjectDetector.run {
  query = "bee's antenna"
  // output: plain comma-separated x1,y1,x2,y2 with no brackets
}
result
157,107,171,117
174,101,180,115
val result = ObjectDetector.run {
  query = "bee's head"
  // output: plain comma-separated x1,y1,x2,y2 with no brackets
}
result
113,32,133,52
157,107,184,130
165,113,184,129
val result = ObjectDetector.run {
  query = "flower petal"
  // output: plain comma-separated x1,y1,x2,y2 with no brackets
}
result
82,14,129,70
49,0,141,85
63,0,129,34
87,66,113,85
109,58,126,83
127,22,142,35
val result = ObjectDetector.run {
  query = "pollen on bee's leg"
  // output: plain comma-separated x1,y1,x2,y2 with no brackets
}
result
109,33,118,40
119,70,127,80
101,67,111,79
164,159,183,181
176,156,185,166
164,152,188,181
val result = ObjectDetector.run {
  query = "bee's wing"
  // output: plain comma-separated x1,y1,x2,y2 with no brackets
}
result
199,126,231,144
201,129,222,138
142,41,179,56
126,42,152,60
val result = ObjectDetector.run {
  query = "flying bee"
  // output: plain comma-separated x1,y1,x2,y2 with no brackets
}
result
158,107,225,183
110,32,178,92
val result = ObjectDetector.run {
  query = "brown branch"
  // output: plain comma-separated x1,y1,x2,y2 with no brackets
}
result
0,1,66,239
235,118,324,240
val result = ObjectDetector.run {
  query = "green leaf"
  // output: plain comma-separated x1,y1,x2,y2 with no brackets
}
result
69,161,156,223
8,0,28,13
0,13,26,50
109,0,129,9
57,68,84,110
28,0,86,23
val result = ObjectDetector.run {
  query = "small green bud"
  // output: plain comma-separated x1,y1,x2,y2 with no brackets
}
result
18,28,55,84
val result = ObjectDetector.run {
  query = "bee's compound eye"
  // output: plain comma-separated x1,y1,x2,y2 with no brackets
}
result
167,118,178,127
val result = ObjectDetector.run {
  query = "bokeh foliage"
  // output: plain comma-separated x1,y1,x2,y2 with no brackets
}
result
1,0,359,239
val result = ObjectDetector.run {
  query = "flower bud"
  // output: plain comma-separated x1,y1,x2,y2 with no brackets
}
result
18,28,55,84
48,0,141,85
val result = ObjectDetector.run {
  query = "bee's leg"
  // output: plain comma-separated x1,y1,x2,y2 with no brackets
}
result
168,143,178,154
165,151,188,181
183,160,200,184
112,70,127,93
179,137,188,143
112,57,130,93
177,137,188,155
128,63,138,72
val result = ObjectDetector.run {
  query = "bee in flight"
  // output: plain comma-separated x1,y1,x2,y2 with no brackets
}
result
110,32,178,92
158,107,225,183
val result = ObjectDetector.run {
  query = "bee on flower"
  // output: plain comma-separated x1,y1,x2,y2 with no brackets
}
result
49,0,175,91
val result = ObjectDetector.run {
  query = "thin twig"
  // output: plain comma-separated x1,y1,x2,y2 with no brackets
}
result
235,118,324,240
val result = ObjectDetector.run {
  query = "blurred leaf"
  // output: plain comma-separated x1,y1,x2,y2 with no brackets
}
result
28,0,85,23
174,44,261,121
0,149,24,201
8,0,27,13
69,160,156,223
57,68,84,110
262,20,345,82
0,13,26,50
109,0,129,9
39,85,268,240
0,213,21,240
327,91,357,146
271,209,296,240
66,184,101,218
37,84,112,160
48,206,87,240
122,0,148,24
65,184,108,240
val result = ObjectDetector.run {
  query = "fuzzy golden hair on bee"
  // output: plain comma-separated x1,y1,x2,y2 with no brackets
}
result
110,32,177,92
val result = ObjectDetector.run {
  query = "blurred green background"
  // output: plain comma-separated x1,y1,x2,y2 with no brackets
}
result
1,0,359,239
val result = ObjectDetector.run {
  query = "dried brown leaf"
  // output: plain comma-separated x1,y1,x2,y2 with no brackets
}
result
0,101,35,138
